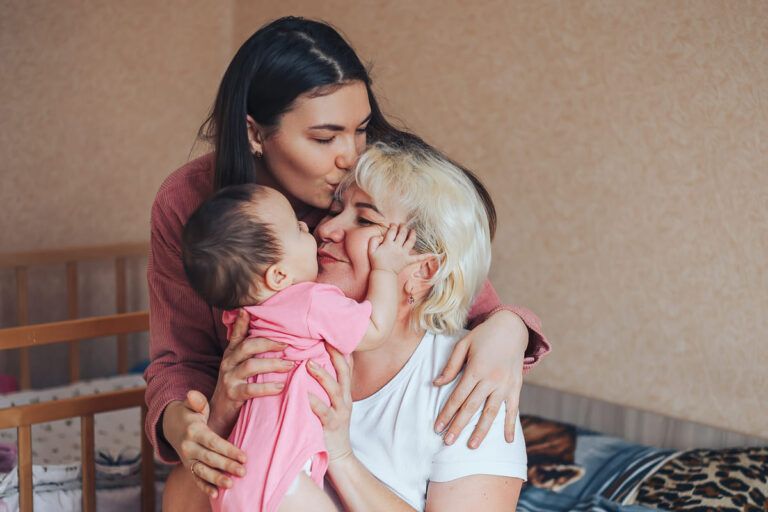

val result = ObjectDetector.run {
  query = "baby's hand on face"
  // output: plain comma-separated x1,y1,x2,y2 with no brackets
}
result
368,224,430,274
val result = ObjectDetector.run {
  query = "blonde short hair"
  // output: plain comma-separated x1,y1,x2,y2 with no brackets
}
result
338,141,492,334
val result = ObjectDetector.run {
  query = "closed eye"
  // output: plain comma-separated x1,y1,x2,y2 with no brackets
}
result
356,217,374,226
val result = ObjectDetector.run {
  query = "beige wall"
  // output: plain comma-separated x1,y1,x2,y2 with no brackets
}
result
234,1,768,438
0,0,233,252
0,0,233,382
1,1,766,437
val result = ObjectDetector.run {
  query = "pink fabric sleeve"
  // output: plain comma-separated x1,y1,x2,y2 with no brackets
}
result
306,284,373,355
143,194,223,464
467,280,551,372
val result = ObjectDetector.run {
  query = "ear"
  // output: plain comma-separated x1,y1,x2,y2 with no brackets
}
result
404,255,439,301
264,262,293,291
246,115,265,156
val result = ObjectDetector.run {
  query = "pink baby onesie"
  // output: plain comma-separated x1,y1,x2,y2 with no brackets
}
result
210,282,372,512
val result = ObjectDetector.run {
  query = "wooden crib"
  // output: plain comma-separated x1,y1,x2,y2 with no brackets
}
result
0,243,156,512
0,242,148,389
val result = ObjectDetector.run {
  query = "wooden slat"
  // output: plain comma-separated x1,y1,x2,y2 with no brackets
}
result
141,404,156,512
2,244,153,510
15,266,31,390
18,424,33,512
81,415,96,512
0,242,149,268
115,257,129,374
67,262,80,383
18,347,31,391
0,387,145,429
0,312,149,351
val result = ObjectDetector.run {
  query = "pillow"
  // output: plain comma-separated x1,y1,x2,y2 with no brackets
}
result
519,415,768,512
521,415,584,492
628,446,768,511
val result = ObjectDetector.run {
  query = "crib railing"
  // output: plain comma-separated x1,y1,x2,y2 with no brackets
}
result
0,312,155,512
0,242,149,388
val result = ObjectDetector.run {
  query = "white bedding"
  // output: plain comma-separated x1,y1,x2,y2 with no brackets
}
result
0,374,170,511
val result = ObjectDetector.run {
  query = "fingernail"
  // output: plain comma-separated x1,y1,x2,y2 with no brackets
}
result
444,433,455,445
307,361,317,370
210,490,218,498
434,422,445,433
237,467,246,477
469,437,479,449
224,478,233,488
275,382,285,390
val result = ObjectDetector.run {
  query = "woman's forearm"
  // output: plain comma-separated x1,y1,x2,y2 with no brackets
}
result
145,361,217,463
327,455,416,512
161,400,187,454
466,279,551,369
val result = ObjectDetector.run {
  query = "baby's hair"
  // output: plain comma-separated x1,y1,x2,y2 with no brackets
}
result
182,184,282,310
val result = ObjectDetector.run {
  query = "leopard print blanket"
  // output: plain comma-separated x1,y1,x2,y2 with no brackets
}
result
633,446,768,511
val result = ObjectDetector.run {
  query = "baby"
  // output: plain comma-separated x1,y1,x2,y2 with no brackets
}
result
181,183,425,512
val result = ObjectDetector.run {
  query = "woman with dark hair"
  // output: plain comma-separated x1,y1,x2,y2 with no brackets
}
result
145,16,550,510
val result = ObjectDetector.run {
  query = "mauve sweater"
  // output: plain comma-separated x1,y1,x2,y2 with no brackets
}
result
144,153,551,462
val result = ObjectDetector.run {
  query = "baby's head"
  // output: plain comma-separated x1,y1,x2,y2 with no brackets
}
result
182,184,318,309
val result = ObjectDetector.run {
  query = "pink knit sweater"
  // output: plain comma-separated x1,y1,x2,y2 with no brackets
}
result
144,154,551,462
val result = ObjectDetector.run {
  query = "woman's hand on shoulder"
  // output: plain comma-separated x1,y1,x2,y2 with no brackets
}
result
433,310,528,448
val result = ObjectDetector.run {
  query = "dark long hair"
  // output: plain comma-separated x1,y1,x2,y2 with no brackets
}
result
198,16,496,238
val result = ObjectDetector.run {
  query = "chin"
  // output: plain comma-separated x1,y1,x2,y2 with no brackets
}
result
305,192,333,210
316,266,368,301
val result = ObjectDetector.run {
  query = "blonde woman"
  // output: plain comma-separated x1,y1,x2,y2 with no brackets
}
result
300,141,527,511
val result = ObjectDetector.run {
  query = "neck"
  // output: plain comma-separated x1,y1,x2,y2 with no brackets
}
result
351,308,425,401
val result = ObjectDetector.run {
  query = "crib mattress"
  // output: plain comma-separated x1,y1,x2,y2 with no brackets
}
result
0,374,170,511
0,483,165,512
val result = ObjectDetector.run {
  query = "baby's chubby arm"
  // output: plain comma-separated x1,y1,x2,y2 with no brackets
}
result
358,224,431,350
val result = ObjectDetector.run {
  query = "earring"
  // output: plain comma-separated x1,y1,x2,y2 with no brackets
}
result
254,149,263,159
408,295,415,305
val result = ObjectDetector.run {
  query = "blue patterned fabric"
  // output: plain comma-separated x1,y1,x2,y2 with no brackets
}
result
518,417,677,511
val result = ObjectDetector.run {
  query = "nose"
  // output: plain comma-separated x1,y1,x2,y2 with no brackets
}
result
335,136,358,171
316,215,345,244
